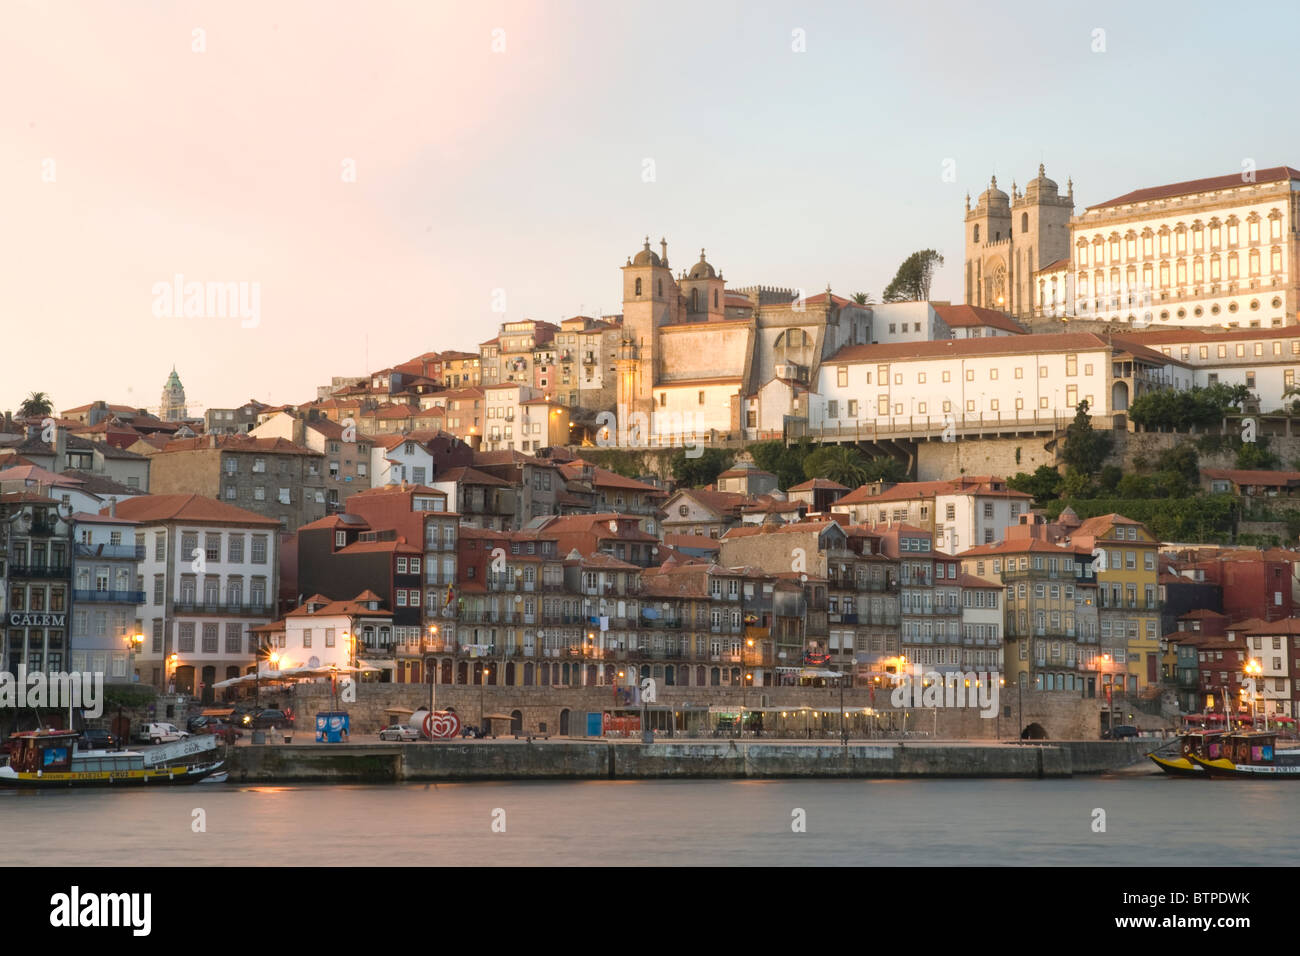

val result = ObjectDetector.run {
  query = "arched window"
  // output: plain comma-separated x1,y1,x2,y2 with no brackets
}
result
973,224,980,243
690,288,698,311
713,289,718,308
1021,212,1028,233
657,280,663,296
634,278,642,296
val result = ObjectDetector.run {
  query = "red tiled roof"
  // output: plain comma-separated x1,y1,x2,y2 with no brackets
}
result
933,303,1027,335
1034,258,1071,274
111,494,280,526
336,539,420,555
1089,166,1300,210
788,478,849,492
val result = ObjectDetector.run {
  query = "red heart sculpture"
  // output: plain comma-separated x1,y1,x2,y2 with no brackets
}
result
424,711,461,739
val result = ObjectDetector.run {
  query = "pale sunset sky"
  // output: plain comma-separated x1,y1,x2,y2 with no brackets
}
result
4,0,1299,415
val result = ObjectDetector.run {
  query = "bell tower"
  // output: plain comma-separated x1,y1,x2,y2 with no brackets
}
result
619,237,677,419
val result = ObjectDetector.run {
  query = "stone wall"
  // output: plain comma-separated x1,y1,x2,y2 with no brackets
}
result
916,435,1061,482
226,738,1157,783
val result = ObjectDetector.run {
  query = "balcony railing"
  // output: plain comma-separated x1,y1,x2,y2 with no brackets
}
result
7,563,71,578
73,589,146,604
172,600,273,616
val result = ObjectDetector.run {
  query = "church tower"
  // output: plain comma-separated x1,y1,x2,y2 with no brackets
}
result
681,249,725,322
964,167,1074,320
160,366,188,421
618,237,679,419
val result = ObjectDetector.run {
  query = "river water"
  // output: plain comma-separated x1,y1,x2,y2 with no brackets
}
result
3,776,1295,866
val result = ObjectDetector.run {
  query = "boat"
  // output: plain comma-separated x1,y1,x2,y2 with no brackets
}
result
1148,730,1227,776
1187,731,1300,778
0,729,224,788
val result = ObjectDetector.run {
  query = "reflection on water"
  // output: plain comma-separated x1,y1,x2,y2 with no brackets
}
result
1,776,1295,866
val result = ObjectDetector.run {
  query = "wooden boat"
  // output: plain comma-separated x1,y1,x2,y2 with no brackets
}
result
1187,731,1300,778
1148,731,1227,776
0,729,224,788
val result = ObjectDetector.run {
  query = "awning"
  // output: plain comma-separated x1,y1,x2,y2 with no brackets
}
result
483,713,516,721
201,708,234,717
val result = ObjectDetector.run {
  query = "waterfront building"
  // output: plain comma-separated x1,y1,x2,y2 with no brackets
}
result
0,492,73,678
114,494,279,698
70,510,144,683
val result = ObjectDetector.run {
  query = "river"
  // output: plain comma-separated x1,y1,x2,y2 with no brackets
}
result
2,776,1294,866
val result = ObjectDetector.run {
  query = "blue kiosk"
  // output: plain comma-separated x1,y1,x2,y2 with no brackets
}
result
316,711,351,743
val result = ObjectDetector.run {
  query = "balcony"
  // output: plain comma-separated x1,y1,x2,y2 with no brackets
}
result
173,600,273,617
7,563,71,578
73,589,146,604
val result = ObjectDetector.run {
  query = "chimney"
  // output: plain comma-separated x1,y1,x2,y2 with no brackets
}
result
109,498,117,517
54,426,67,471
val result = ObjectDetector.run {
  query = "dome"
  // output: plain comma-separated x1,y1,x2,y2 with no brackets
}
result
631,237,661,267
1024,163,1059,198
688,249,717,280
979,175,1009,207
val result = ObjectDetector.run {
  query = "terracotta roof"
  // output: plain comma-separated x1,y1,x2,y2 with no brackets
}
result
933,303,1027,335
111,493,280,526
559,462,663,493
1088,166,1300,210
957,539,1089,557
835,477,1031,507
1034,257,1072,274
1118,326,1300,347
434,466,510,487
1242,617,1300,636
298,513,370,532
286,598,392,618
335,539,421,555
1178,609,1228,620
665,488,752,516
787,478,849,492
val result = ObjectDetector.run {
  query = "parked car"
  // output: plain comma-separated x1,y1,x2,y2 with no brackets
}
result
186,715,213,734
79,728,123,751
251,709,294,729
229,709,254,728
135,722,190,745
378,724,420,742
1103,725,1139,740
205,720,243,744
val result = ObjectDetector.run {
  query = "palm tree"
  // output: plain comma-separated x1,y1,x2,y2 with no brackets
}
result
808,446,869,488
18,391,53,418
851,292,874,306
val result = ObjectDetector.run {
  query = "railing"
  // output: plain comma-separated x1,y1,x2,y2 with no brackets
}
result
7,563,71,578
73,589,146,604
786,411,1076,442
172,601,273,616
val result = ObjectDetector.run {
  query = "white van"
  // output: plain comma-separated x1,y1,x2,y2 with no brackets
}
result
135,723,190,745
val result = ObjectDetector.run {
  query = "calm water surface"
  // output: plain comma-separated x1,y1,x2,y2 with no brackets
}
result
2,775,1296,866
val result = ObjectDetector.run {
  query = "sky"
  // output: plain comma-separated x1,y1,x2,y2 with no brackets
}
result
5,0,1300,417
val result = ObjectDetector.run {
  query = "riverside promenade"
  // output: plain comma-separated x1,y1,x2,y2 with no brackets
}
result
224,737,1157,783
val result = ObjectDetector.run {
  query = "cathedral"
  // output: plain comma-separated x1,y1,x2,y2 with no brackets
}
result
159,366,188,421
964,165,1074,320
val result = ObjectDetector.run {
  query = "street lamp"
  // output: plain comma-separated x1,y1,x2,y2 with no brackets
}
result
1245,658,1264,731
426,625,439,718
126,633,143,683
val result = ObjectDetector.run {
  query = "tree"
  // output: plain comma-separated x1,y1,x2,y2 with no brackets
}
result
1008,465,1063,504
749,440,812,491
803,446,870,487
851,291,874,306
861,456,909,484
1237,437,1280,470
881,250,944,302
670,448,733,488
18,392,53,418
1061,400,1113,475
